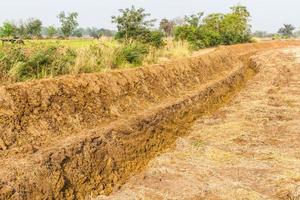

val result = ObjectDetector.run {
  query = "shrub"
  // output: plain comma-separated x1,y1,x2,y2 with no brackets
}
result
174,5,252,49
116,42,149,66
0,39,192,83
140,31,165,48
2,44,76,81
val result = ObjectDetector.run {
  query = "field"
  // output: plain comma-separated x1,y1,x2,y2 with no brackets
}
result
1,41,300,199
26,39,100,48
2,0,300,199
0,38,192,85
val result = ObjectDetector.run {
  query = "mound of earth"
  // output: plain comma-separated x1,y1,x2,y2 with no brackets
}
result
0,41,300,199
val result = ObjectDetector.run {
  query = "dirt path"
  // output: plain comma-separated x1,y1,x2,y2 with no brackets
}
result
96,49,300,200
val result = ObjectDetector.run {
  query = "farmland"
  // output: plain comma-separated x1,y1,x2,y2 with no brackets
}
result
1,1,300,200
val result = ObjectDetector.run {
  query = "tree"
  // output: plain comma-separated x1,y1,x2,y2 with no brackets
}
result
184,12,204,27
0,21,17,37
25,18,42,38
58,11,79,38
295,30,300,38
86,28,115,38
72,28,85,37
45,26,57,38
159,18,175,37
278,24,295,38
252,31,270,38
16,21,27,38
175,5,252,49
112,6,156,41
86,27,100,38
98,28,115,37
220,5,251,44
172,17,185,26
112,6,164,47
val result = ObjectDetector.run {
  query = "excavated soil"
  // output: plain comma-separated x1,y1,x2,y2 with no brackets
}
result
1,41,300,199
95,48,300,200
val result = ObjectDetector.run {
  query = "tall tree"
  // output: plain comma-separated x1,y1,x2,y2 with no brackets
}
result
16,21,27,38
45,26,57,38
112,6,156,41
72,28,85,37
0,22,17,37
25,18,42,38
86,27,101,38
184,12,204,27
278,24,295,38
58,11,79,38
159,18,175,37
220,5,251,44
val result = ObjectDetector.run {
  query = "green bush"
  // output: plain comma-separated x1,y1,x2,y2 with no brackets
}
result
0,44,76,81
174,5,252,49
116,42,149,66
140,31,165,48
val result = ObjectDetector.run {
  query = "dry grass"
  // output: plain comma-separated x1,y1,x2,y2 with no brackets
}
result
144,40,192,64
72,39,192,73
0,38,192,83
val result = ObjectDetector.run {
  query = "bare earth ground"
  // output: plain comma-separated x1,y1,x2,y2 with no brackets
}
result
96,49,300,200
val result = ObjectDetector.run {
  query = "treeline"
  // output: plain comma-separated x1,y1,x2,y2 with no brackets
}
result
174,6,252,49
111,5,252,50
253,24,300,39
0,5,253,49
0,12,115,39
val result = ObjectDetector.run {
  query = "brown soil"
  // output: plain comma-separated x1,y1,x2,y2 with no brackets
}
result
1,41,300,199
95,48,300,200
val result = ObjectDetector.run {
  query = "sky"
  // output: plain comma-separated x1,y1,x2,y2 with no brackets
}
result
0,0,299,33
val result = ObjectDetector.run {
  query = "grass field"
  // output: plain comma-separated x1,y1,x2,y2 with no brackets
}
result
25,38,100,48
0,38,191,84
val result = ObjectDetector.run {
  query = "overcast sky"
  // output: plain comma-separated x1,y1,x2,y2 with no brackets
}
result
0,0,299,32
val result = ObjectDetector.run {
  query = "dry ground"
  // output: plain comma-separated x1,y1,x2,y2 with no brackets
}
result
2,42,300,199
96,49,300,200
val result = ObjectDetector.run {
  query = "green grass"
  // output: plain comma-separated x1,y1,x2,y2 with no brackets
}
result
24,38,99,48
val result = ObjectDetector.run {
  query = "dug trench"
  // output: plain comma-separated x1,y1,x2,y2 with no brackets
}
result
0,41,300,199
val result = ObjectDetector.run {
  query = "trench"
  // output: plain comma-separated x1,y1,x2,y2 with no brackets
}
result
0,41,300,200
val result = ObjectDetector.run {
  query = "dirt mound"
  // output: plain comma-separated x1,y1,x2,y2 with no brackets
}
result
0,41,300,199
96,48,300,200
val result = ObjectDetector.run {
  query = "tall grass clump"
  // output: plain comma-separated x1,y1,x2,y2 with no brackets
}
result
0,43,76,82
71,40,149,73
144,40,191,64
71,39,122,73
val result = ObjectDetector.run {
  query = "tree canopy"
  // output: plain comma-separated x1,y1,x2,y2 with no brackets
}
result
25,18,42,38
278,24,295,38
174,5,252,49
112,6,164,47
0,22,17,37
58,11,79,38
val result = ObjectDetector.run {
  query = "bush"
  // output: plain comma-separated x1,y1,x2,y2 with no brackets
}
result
174,5,252,49
140,31,165,48
116,42,149,66
0,44,76,81
174,26,206,50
